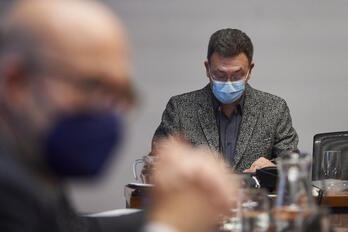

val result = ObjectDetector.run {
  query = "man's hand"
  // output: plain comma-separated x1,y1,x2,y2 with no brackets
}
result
149,136,239,232
243,157,276,173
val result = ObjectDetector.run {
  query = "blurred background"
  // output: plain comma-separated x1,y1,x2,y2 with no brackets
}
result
62,0,348,212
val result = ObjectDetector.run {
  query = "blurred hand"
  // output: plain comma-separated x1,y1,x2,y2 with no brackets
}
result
149,136,239,232
243,157,276,173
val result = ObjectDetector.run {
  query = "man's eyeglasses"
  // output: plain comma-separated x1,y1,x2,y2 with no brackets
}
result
209,68,249,82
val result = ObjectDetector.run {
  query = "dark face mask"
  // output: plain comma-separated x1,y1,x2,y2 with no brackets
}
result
43,111,123,177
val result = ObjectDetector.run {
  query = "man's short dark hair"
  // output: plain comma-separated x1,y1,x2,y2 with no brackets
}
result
207,28,253,65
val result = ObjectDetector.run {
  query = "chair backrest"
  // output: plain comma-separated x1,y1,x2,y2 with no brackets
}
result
312,131,348,180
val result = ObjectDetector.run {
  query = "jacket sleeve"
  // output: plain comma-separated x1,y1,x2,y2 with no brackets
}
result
152,97,181,146
272,100,299,158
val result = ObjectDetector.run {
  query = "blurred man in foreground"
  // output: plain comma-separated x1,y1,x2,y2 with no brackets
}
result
0,1,238,232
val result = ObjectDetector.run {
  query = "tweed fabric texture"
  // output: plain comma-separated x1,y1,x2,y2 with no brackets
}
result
153,84,299,172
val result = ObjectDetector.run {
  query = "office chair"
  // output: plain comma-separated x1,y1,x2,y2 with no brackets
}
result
312,131,348,181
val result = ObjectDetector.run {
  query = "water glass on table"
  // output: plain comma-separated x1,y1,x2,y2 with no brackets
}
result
239,188,270,232
321,150,342,179
321,150,342,191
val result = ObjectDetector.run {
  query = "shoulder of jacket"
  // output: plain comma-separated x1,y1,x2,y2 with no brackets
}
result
250,86,287,106
169,86,208,103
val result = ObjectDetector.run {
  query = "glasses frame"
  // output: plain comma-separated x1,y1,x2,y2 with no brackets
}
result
209,66,250,83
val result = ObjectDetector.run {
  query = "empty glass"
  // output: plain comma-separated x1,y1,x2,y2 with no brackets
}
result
132,155,157,183
219,175,263,232
274,152,317,232
321,150,343,192
239,188,270,232
321,150,342,180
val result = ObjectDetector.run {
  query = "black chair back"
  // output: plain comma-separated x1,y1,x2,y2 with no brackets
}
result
312,131,348,180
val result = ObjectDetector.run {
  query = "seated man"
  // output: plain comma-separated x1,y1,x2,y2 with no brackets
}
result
153,28,299,173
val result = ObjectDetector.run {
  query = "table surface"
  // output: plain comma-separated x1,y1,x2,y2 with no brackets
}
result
268,192,348,207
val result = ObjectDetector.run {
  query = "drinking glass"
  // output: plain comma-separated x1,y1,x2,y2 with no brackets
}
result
219,174,258,232
239,188,270,232
321,150,342,180
132,155,157,183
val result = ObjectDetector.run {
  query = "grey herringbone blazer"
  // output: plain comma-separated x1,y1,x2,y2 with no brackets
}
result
153,84,299,172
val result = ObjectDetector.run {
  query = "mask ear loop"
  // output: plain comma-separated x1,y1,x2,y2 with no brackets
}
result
243,69,250,83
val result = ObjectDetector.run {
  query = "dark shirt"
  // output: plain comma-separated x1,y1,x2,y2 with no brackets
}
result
212,94,245,165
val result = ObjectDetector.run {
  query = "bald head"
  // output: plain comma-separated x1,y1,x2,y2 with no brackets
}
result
1,0,134,105
0,0,135,163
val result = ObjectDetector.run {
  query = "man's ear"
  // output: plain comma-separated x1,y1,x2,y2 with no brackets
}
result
204,60,210,79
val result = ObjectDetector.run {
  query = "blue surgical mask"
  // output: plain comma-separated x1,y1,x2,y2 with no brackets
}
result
43,112,123,177
212,79,245,104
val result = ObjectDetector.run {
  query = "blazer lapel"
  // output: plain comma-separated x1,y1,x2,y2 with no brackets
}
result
197,85,219,151
233,85,260,167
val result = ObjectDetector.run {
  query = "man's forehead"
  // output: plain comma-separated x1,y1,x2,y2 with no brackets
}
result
210,52,249,67
214,65,243,73
210,54,249,73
